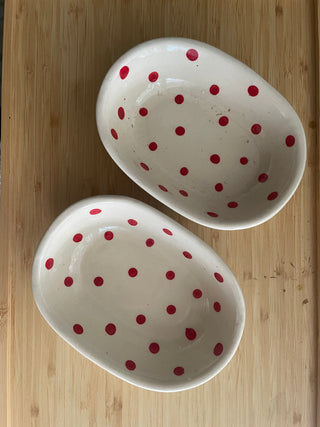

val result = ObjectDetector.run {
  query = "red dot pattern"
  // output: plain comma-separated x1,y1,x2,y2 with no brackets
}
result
213,343,223,356
214,272,224,283
240,157,248,165
125,360,136,370
149,142,158,151
179,190,188,197
268,191,278,201
174,366,184,376
139,107,148,117
148,71,159,82
118,107,125,120
210,154,220,164
128,219,138,226
136,314,146,325
94,276,104,287
149,342,160,354
228,201,238,208
215,183,223,192
248,85,259,96
286,135,295,147
210,84,220,95
163,228,173,236
180,167,189,176
140,162,149,171
193,289,202,299
207,211,218,218
64,276,73,287
166,270,175,280
251,124,261,135
73,324,83,334
167,305,176,314
119,66,129,79
128,268,138,277
90,209,101,215
186,49,198,61
185,328,197,340
219,116,229,126
213,301,221,312
183,251,192,259
105,323,116,335
104,231,114,240
159,185,168,192
175,94,184,104
175,126,185,136
258,173,268,183
111,128,118,140
45,258,54,270
146,238,154,247
73,233,83,243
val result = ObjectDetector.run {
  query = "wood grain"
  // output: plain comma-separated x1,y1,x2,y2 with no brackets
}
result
0,0,317,426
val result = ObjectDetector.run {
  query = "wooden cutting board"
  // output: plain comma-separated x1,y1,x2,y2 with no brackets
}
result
0,0,318,425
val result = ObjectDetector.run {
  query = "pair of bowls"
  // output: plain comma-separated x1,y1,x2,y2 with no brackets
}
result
32,38,306,392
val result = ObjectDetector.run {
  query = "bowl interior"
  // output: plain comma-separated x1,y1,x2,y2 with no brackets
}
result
97,38,306,229
32,197,245,391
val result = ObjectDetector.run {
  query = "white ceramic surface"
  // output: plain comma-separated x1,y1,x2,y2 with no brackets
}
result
32,196,245,392
96,37,306,230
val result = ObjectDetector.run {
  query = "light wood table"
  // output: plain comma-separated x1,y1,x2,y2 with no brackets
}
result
0,1,318,426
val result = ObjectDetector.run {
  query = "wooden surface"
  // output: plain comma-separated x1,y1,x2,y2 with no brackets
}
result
0,0,318,426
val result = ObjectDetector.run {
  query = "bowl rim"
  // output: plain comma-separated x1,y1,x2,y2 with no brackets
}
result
32,195,246,392
96,37,307,231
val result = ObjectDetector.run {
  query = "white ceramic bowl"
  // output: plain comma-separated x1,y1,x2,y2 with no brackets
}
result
32,196,245,392
97,38,306,230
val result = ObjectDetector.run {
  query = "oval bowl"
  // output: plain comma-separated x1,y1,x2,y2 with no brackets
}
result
32,196,245,392
96,37,306,230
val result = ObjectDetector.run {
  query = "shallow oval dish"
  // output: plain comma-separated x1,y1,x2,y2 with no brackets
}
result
32,196,245,392
97,37,306,230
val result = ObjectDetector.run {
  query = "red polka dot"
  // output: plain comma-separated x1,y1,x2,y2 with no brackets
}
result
213,343,223,356
213,301,221,312
73,324,83,334
180,167,189,176
174,366,184,376
146,238,154,247
268,191,278,201
104,231,114,240
73,233,83,242
149,142,158,151
186,49,198,61
149,342,160,354
139,107,148,117
248,85,259,96
210,84,220,95
64,277,73,287
90,208,101,215
219,116,229,126
210,154,220,164
148,71,159,82
251,124,261,135
166,271,175,280
286,135,295,147
128,268,138,277
258,173,268,183
183,251,192,259
128,219,138,226
175,126,185,136
207,211,218,218
111,128,118,139
163,228,173,236
140,162,149,171
214,272,224,283
167,305,176,314
215,183,223,192
118,107,125,120
179,190,188,197
185,328,197,340
125,360,136,370
105,323,116,335
136,314,146,325
228,201,238,208
94,276,104,287
240,157,248,165
159,185,168,192
193,289,202,299
45,258,54,270
119,66,129,79
175,94,184,104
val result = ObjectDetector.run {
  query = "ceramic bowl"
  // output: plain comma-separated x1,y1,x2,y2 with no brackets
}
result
96,37,306,230
32,196,245,392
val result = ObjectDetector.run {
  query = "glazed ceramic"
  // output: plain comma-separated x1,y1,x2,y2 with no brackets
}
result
96,37,306,230
32,196,245,392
